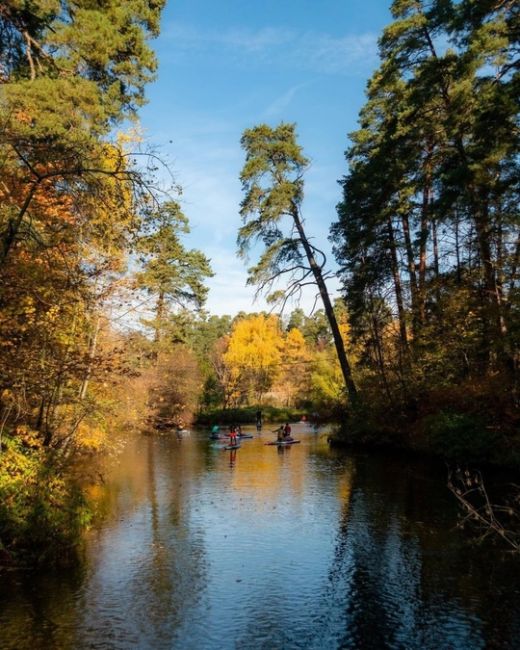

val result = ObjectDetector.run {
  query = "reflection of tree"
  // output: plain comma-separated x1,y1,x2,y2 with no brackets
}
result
135,437,208,644
73,435,210,647
140,436,175,636
312,454,520,649
227,436,307,505
0,564,84,649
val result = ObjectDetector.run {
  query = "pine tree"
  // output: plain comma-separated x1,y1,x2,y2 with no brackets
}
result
238,123,358,402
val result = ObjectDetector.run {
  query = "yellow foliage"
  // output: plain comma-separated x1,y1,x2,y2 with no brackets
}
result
284,327,308,361
222,314,284,403
75,422,106,451
14,425,42,450
116,127,144,148
224,314,283,371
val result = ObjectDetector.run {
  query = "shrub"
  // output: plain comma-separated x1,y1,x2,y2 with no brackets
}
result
0,435,91,565
426,411,499,463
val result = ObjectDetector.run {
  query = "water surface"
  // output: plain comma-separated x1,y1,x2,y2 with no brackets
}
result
1,425,519,649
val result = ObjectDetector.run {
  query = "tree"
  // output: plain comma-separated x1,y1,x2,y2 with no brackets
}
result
276,327,311,406
377,0,518,366
286,307,305,332
0,0,165,268
136,201,213,346
0,1,171,451
238,123,358,402
332,0,519,421
223,314,284,404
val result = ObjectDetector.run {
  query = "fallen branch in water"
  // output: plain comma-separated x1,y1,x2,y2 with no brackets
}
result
447,467,520,553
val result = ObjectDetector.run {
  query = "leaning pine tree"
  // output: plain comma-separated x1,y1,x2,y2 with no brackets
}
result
238,123,357,402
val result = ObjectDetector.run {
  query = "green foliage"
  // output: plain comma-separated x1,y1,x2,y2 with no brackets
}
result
237,123,308,289
332,0,519,449
1,0,164,126
308,350,344,411
0,435,91,564
425,412,499,464
137,201,213,344
196,405,306,426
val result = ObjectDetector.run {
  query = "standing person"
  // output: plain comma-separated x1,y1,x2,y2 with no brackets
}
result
255,409,262,431
283,423,292,439
229,426,237,447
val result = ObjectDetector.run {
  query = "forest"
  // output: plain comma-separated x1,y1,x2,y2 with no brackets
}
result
0,0,518,564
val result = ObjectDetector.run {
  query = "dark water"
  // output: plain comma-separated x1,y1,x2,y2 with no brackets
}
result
1,425,519,649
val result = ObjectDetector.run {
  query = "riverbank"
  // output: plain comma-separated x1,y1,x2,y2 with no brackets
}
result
195,405,309,426
330,397,520,471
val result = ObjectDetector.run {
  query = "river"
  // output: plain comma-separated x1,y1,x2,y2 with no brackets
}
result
1,424,519,649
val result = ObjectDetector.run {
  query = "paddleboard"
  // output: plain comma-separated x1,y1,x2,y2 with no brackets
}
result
265,439,301,446
225,434,253,439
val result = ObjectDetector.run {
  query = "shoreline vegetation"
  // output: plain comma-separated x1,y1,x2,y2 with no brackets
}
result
331,383,519,471
195,406,308,427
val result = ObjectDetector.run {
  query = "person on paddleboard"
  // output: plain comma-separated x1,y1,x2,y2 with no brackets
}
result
283,423,292,440
255,410,262,431
229,425,237,446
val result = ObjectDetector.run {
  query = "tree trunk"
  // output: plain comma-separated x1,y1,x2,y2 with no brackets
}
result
0,183,39,267
154,291,165,346
431,219,442,308
454,213,461,285
418,153,432,324
291,204,357,401
387,218,409,354
474,206,508,351
370,307,392,403
79,316,101,400
35,397,45,430
401,211,419,334
509,233,520,293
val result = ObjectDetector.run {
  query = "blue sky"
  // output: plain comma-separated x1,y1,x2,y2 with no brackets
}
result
139,0,392,316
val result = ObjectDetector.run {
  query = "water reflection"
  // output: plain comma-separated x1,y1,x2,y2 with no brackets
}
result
69,436,209,649
0,428,519,649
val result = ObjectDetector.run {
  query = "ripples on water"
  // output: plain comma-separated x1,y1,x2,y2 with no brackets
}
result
1,425,519,649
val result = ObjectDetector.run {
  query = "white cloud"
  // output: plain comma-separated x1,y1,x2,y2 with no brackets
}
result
164,24,292,54
307,32,378,74
263,83,309,118
163,23,379,76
